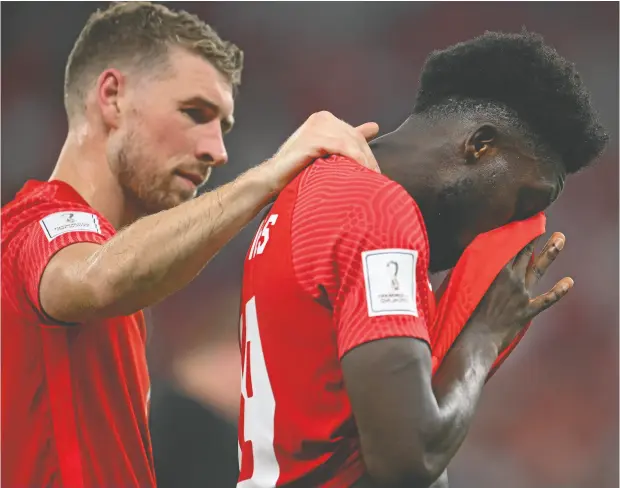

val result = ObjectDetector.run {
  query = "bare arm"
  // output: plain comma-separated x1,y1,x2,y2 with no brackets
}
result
343,234,572,488
352,470,448,488
343,332,495,488
41,166,274,321
40,112,380,323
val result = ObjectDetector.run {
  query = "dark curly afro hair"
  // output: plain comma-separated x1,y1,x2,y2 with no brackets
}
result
413,31,608,174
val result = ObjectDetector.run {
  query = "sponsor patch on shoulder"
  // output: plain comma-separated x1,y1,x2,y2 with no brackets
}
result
39,211,101,241
361,248,418,317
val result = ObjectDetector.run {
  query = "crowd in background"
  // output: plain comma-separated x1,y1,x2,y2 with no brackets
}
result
2,3,618,487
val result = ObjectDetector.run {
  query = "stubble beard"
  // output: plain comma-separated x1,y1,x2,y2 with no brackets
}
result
113,130,189,216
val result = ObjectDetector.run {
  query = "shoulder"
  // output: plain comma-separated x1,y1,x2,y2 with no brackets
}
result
297,155,393,204
296,155,426,235
2,181,114,247
290,156,429,274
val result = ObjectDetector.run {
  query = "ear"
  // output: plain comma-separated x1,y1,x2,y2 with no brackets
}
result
464,124,498,163
96,68,125,130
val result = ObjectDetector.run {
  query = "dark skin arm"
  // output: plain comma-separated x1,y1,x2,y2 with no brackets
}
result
353,469,449,488
343,233,571,488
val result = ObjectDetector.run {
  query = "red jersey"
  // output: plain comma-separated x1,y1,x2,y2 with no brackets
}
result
238,156,436,487
1,180,154,488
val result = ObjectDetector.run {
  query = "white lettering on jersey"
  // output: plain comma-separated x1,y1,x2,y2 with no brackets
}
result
248,214,278,260
238,296,280,487
39,211,101,242
361,248,418,317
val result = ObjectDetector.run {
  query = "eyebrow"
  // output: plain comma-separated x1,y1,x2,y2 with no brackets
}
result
181,96,235,134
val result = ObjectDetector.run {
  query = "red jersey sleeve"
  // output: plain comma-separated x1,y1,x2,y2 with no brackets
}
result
17,208,114,322
292,156,432,359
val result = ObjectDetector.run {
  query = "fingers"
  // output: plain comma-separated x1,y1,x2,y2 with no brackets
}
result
512,237,538,278
355,122,380,142
330,137,377,173
527,276,574,320
524,232,566,289
351,123,380,172
331,119,380,173
358,138,381,173
268,111,383,194
292,111,380,172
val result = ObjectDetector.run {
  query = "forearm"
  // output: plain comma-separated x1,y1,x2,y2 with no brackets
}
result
425,331,498,474
86,165,272,317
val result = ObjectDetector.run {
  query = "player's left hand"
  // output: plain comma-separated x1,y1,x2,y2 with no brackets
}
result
467,231,572,354
511,232,569,315
521,232,565,291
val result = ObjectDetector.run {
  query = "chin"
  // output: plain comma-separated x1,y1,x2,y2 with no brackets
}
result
171,192,195,208
174,184,199,204
143,193,188,214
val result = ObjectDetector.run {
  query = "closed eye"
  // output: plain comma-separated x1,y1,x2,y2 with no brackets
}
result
179,96,235,134
181,108,209,124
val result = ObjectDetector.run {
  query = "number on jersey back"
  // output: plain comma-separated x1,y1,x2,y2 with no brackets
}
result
238,297,279,487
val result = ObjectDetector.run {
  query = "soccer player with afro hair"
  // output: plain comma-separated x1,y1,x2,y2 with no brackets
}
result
237,30,608,488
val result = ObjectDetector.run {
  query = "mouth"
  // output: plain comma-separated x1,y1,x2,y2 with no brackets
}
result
175,170,205,188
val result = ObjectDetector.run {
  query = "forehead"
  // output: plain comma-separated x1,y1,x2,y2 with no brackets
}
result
156,47,235,117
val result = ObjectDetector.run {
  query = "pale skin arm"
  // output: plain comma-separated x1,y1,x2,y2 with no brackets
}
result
40,112,380,323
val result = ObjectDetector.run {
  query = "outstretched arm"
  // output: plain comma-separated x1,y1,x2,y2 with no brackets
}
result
38,112,380,323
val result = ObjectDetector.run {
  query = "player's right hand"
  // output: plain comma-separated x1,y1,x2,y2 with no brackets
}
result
260,111,380,196
467,232,574,353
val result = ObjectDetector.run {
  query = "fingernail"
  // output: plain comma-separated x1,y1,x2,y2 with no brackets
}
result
555,239,565,251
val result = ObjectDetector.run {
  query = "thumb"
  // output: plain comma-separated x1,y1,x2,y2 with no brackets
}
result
355,122,380,142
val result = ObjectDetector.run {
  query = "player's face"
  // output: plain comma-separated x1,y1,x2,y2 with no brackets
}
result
428,155,564,272
108,48,234,214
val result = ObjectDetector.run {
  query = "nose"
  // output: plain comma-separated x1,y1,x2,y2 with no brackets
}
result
195,121,228,167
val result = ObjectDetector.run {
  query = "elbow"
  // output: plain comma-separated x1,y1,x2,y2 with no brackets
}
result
40,264,109,323
77,265,123,319
365,458,442,488
363,440,446,488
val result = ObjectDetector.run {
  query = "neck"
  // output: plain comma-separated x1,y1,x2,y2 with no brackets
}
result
372,119,434,195
372,118,448,233
50,122,136,229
